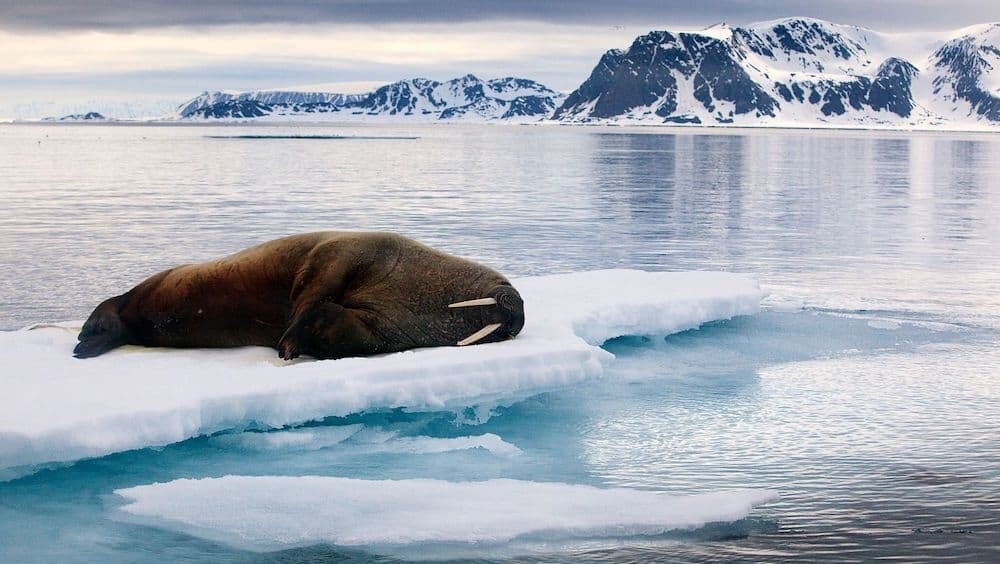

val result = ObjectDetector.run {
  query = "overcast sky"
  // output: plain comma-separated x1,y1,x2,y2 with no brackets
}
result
2,1,997,119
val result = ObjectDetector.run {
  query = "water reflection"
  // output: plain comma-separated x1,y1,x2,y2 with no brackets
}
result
590,133,679,234
588,133,752,267
934,139,987,242
873,138,911,199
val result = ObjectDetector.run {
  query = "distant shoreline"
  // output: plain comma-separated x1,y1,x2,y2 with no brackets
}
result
3,119,997,135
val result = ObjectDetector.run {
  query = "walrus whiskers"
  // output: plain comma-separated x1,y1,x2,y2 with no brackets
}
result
457,323,502,346
448,297,497,308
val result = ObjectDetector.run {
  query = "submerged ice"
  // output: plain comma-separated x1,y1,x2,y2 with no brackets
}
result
210,426,523,456
0,269,761,477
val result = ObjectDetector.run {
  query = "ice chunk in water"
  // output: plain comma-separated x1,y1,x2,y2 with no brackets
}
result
115,476,777,550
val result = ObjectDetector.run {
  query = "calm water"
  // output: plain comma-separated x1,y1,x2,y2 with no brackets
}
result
0,123,998,562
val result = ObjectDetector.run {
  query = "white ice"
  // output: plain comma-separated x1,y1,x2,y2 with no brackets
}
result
0,269,762,477
114,476,777,550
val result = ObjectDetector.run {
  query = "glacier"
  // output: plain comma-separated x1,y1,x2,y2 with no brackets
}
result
114,476,777,550
0,269,762,479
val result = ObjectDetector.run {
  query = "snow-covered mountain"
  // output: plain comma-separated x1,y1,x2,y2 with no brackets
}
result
554,18,1000,128
174,91,366,119
173,75,564,122
931,23,1000,122
42,112,108,122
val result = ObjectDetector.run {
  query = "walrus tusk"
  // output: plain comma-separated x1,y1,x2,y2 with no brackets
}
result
457,323,502,346
448,297,497,308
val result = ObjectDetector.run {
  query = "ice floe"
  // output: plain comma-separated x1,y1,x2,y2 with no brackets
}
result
114,476,777,550
0,270,761,477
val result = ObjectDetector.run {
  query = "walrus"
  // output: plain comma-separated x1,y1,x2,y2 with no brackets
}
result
73,232,524,360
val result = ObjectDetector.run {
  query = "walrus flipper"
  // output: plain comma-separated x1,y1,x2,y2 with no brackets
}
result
74,295,130,358
278,301,383,361
279,242,370,360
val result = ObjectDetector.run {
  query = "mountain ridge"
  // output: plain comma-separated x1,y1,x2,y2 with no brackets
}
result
28,18,1000,130
554,17,1000,128
172,74,564,122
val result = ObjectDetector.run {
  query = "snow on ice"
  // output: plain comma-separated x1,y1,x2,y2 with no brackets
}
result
0,270,762,477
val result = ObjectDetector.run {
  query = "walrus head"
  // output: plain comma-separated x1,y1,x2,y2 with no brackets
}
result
449,284,525,346
74,295,132,358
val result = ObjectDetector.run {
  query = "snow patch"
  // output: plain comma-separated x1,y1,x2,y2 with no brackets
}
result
0,269,762,478
114,476,777,550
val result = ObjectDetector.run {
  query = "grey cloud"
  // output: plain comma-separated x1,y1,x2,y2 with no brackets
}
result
0,53,598,96
1,1,997,31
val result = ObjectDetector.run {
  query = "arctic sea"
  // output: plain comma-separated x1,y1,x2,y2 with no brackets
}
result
0,123,998,562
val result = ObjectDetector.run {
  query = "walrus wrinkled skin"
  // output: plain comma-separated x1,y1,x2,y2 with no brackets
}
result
74,232,525,360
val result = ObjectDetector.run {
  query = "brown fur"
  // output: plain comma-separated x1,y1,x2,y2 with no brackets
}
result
74,232,524,360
